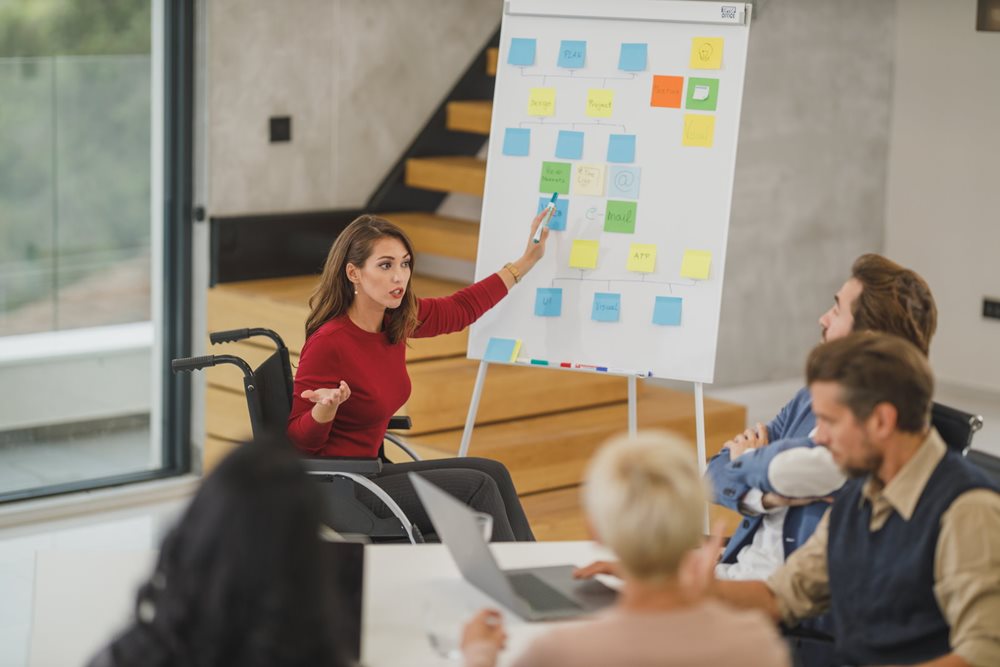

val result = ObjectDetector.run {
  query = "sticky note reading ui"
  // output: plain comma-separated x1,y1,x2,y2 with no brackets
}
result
535,288,563,317
527,88,555,117
555,130,584,160
618,43,648,72
573,163,606,197
651,75,684,108
539,161,571,194
685,77,719,111
586,89,614,118
653,296,683,326
627,243,657,273
537,196,569,231
690,37,723,69
608,166,641,199
604,200,637,234
508,38,536,66
569,240,600,269
557,40,586,68
502,128,530,156
607,134,636,163
483,337,521,363
680,249,712,280
682,114,715,148
592,293,621,322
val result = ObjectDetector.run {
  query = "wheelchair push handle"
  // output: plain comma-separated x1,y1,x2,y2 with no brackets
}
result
171,355,217,372
209,328,251,344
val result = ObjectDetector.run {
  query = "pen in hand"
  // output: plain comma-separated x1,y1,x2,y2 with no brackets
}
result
533,192,559,244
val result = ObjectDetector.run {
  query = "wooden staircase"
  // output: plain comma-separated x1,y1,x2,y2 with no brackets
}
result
205,47,746,539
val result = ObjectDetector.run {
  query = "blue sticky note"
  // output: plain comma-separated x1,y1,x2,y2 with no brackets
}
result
537,196,569,231
502,128,530,156
508,38,536,66
483,337,519,363
535,288,563,317
608,166,641,199
652,296,683,326
618,43,648,71
555,130,584,160
607,134,636,163
557,40,586,68
592,293,621,322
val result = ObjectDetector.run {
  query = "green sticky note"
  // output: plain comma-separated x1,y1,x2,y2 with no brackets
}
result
686,77,719,111
604,200,637,234
539,161,571,194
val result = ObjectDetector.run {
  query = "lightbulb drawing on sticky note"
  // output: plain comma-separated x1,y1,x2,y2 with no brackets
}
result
680,249,712,280
690,37,723,69
573,164,606,197
627,244,657,273
527,88,555,117
586,89,614,118
569,240,600,269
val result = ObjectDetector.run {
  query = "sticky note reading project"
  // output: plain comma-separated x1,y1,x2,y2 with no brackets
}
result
651,75,684,108
534,288,563,317
539,161,571,194
690,37,723,69
604,200,637,234
569,240,600,269
555,130,584,160
592,293,621,322
483,337,522,363
536,196,569,231
527,88,555,117
653,296,683,326
680,249,712,280
618,43,647,72
573,163,606,197
685,77,719,111
608,166,641,199
502,128,530,156
586,89,614,118
557,40,586,68
607,134,636,163
508,38,536,66
627,244,657,273
682,114,715,148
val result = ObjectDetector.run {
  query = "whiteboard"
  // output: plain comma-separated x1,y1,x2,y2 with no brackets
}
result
469,0,752,384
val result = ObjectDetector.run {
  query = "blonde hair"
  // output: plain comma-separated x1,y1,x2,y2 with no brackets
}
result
584,431,707,582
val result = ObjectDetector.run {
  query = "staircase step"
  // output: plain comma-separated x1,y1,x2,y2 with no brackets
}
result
446,100,493,135
392,212,480,262
405,156,486,197
486,47,498,77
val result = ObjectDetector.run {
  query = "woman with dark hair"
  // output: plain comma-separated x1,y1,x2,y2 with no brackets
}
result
88,439,349,667
287,213,548,541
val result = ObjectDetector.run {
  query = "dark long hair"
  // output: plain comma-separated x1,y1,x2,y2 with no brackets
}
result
306,214,420,344
850,254,937,357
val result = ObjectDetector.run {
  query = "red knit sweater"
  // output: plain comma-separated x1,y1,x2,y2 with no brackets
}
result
287,273,508,458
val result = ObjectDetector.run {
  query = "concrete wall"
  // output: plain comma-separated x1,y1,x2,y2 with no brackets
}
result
885,0,1000,393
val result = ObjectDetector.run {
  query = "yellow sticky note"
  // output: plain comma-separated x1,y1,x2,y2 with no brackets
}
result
569,240,600,269
680,249,712,280
528,88,555,117
586,88,614,118
690,37,723,69
627,244,657,273
573,163,606,197
682,114,715,148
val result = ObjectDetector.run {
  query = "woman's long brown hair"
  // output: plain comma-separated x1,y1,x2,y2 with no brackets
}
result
305,215,420,344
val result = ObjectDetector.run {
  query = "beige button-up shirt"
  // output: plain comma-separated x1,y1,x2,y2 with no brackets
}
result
767,430,1000,667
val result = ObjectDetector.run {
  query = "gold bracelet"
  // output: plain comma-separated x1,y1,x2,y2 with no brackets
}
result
503,262,521,284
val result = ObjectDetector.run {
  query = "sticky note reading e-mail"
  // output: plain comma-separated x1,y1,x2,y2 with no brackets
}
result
569,240,600,269
680,249,712,280
483,337,522,363
627,244,657,273
527,88,555,117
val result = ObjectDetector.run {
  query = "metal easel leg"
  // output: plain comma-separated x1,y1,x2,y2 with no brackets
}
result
458,360,490,458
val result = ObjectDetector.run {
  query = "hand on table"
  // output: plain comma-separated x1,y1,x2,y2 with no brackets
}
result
573,560,623,580
461,609,507,664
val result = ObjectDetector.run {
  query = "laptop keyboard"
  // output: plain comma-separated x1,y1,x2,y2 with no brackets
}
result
506,572,581,612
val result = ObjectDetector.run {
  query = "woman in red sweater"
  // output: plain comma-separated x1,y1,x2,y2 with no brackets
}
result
287,213,548,541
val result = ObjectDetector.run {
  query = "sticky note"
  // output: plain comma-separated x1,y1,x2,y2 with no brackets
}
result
569,240,600,269
586,89,614,118
685,77,719,111
607,134,636,163
557,40,586,68
653,296,683,326
502,128,530,156
604,200,637,234
618,43,647,72
573,163,606,197
608,166,640,199
535,288,563,317
627,244,657,273
680,249,712,280
682,114,715,148
527,87,555,117
483,337,522,363
537,196,569,231
555,130,584,160
508,38,536,66
592,293,621,322
651,75,684,108
690,37,723,69
539,161,571,194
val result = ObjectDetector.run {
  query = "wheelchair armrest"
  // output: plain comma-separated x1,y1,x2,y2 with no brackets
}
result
388,415,412,430
302,457,383,475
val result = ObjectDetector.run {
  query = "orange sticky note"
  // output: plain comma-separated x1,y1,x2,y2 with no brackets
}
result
690,37,723,69
651,75,684,108
682,114,715,148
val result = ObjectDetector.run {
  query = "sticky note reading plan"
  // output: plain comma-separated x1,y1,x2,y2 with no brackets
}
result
534,288,563,317
680,249,712,280
653,296,683,326
573,164,606,197
569,240,600,269
586,89,614,118
502,128,530,156
508,38,536,66
592,293,621,322
651,75,684,108
618,43,647,71
627,244,657,273
555,130,584,160
604,200,637,234
536,196,569,231
483,337,521,363
557,40,586,68
682,114,715,148
539,162,571,194
690,37,723,69
527,88,555,117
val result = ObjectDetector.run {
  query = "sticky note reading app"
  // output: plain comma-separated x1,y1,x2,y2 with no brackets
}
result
627,244,657,273
680,249,712,280
569,240,600,269
539,162,571,194
534,288,563,317
586,89,614,118
527,88,555,117
690,37,723,69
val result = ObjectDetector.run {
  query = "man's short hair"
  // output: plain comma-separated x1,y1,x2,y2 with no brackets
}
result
584,431,706,581
806,332,934,433
850,254,937,356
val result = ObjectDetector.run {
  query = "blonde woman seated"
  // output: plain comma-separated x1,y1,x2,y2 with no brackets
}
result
460,431,790,667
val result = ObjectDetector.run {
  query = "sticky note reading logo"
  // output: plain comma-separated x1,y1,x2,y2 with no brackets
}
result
534,288,563,317
651,75,684,108
682,114,715,148
627,244,657,273
557,40,586,68
680,249,712,280
690,37,723,69
569,240,600,269
508,38,536,66
653,296,683,326
608,166,641,199
527,88,555,117
536,196,569,231
586,89,614,118
573,163,606,197
592,293,621,322
685,77,719,111
604,200,637,234
538,161,571,194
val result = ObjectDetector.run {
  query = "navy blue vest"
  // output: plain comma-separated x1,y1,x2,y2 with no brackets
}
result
827,450,998,666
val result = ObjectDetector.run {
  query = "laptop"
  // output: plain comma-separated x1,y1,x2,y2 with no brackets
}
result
410,472,618,621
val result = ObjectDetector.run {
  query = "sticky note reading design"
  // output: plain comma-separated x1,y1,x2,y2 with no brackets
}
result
586,89,614,118
604,200,637,234
592,293,621,322
535,288,563,317
527,88,555,117
682,114,715,148
607,134,636,163
538,161,571,194
686,77,719,111
555,130,584,160
627,244,657,273
653,296,683,326
573,163,606,197
618,43,647,72
483,337,522,363
651,75,684,108
569,240,600,269
680,249,712,280
557,40,586,68
608,166,641,199
508,38,536,66
536,196,569,231
690,37,723,69
502,128,530,156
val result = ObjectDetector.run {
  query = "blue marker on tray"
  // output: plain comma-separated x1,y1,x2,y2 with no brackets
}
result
533,192,559,243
